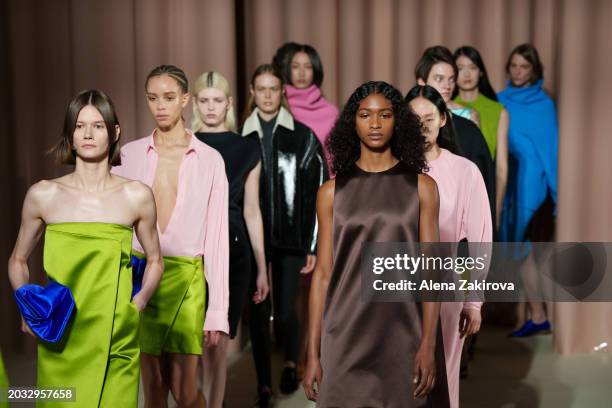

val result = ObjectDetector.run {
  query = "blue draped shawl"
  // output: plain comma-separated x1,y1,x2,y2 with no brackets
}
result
498,79,558,242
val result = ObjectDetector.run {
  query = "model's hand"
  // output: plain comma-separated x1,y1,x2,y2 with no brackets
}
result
205,330,221,347
21,317,35,338
459,308,482,338
300,254,317,274
413,346,436,399
252,271,270,304
303,356,322,401
132,293,147,312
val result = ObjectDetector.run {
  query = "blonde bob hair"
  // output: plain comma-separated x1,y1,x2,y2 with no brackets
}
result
191,71,236,132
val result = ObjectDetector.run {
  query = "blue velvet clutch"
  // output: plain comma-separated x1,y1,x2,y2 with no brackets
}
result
131,255,145,298
14,280,75,343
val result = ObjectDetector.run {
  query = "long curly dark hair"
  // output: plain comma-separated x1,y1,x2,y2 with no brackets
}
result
327,81,427,176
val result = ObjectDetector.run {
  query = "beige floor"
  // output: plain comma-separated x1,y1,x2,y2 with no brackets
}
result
222,327,612,408
4,326,611,407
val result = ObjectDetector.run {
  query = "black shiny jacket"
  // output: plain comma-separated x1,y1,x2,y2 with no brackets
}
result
243,109,328,257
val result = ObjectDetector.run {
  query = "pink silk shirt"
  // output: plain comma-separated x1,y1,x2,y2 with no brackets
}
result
427,148,493,310
427,148,492,408
112,129,229,334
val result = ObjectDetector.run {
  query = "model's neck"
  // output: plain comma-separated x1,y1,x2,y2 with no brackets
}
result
154,121,189,147
424,143,442,163
445,99,462,110
73,160,112,192
258,109,279,123
355,148,398,172
459,88,479,102
199,123,228,133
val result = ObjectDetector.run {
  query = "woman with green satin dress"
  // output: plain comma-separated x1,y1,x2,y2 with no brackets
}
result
8,89,163,407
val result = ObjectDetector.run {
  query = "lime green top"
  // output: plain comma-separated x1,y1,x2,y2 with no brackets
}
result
455,93,503,157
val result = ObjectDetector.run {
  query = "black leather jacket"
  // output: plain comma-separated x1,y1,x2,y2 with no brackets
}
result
242,108,328,257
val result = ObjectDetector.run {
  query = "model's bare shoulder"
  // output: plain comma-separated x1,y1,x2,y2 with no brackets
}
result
318,179,335,201
417,173,439,203
27,179,60,202
22,180,60,217
120,179,154,204
317,179,335,210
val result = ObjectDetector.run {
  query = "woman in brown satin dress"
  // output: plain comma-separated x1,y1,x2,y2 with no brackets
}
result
303,81,450,407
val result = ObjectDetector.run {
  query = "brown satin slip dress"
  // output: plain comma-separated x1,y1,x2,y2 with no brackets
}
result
318,162,450,408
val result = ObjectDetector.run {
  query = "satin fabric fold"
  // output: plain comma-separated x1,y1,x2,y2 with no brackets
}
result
15,280,75,343
38,222,139,408
134,252,206,356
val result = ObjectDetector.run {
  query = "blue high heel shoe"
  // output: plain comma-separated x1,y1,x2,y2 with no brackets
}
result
509,320,552,337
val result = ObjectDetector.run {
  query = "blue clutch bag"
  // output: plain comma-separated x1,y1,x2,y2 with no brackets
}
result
131,255,146,299
14,280,75,343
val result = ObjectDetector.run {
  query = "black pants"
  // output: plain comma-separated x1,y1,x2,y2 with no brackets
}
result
271,249,304,363
249,249,304,389
250,296,272,390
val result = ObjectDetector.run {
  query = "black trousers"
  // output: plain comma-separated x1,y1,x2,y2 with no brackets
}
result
249,248,305,389
271,249,304,363
249,295,272,390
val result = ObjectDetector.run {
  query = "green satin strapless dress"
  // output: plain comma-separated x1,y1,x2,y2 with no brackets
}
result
133,252,205,356
38,223,139,407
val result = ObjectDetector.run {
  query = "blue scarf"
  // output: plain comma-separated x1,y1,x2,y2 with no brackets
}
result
498,79,558,241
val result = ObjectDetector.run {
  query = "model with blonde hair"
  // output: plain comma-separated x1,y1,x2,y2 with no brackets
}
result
192,71,269,408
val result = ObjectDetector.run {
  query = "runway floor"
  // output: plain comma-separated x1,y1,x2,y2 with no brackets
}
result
4,326,611,407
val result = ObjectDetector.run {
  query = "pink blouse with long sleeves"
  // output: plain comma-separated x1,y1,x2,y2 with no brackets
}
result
112,129,229,334
427,148,493,310
427,147,492,408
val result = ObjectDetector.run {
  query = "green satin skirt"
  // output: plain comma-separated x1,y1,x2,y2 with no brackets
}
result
38,223,139,407
134,252,205,356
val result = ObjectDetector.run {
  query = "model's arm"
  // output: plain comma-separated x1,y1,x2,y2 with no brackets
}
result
8,183,47,290
202,155,230,340
495,108,509,229
303,179,334,402
460,164,493,336
301,134,329,274
243,161,269,303
9,183,48,336
415,174,440,399
131,182,163,312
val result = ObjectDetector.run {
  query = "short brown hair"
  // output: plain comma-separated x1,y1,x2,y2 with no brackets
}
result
50,89,121,165
506,43,544,84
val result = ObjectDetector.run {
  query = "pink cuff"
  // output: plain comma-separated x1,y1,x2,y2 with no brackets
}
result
203,309,229,334
463,302,483,311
